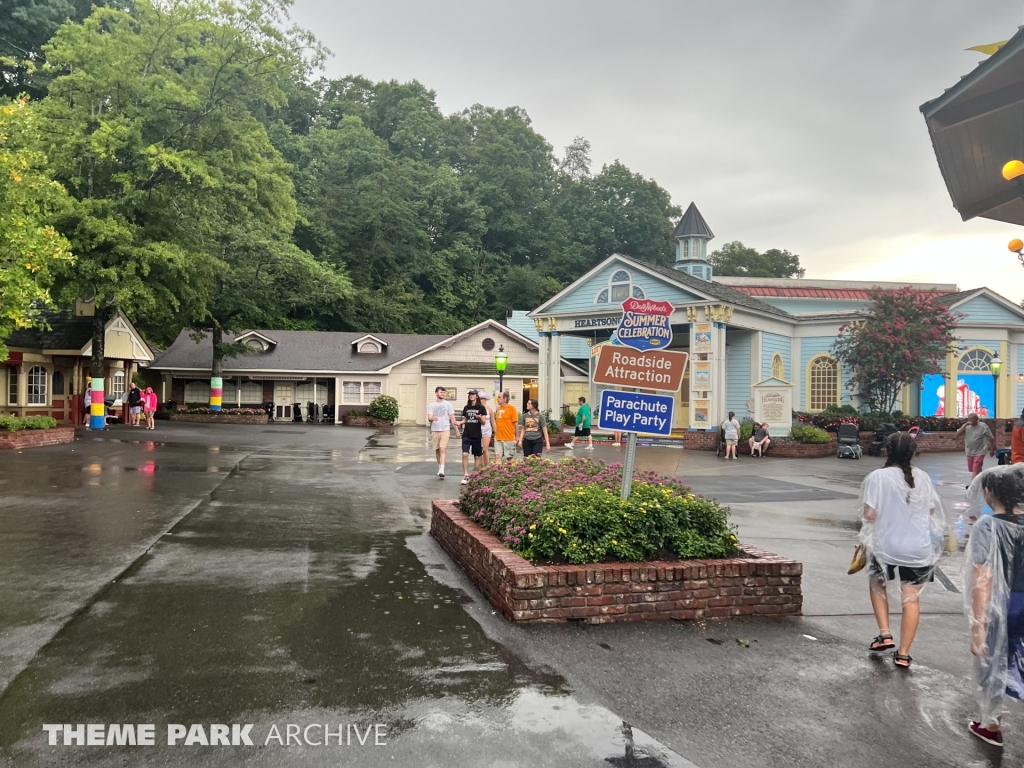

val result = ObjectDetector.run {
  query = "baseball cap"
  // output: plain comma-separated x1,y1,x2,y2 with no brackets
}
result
478,391,489,400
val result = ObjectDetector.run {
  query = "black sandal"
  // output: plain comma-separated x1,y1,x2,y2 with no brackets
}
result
869,633,895,651
893,652,912,669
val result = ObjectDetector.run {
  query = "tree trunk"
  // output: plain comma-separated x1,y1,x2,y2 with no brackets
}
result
209,325,224,411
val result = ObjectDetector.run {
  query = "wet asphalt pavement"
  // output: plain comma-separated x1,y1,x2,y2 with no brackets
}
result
0,423,1014,767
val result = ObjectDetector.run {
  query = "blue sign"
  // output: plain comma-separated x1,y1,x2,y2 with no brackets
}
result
598,390,674,436
616,298,674,352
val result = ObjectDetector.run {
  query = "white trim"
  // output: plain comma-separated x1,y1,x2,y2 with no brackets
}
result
81,310,155,362
233,330,279,347
350,333,389,349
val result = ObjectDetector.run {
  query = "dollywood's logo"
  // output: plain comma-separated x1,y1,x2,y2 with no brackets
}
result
616,299,674,352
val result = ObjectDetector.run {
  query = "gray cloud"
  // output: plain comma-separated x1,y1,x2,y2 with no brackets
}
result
291,0,1024,291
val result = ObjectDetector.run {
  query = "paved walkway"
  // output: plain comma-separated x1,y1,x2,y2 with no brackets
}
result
0,422,1011,767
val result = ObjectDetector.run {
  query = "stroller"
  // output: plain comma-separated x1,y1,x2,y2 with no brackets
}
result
867,423,898,457
836,422,862,459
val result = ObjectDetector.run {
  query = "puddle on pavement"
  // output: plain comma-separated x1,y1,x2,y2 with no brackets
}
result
801,516,861,532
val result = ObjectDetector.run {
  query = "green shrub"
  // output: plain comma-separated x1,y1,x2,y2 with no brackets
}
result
461,458,738,564
821,404,858,416
739,422,754,441
789,424,832,444
367,394,399,422
561,408,576,426
0,414,58,432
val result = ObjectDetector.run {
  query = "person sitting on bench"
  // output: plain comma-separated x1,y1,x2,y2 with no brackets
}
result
749,422,771,457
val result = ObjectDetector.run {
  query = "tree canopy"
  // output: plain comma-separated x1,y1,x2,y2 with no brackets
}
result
709,241,805,278
831,288,960,413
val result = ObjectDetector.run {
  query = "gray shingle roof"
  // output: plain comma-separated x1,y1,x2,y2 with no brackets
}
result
620,256,796,320
6,312,95,351
672,202,714,239
934,288,984,307
149,329,450,372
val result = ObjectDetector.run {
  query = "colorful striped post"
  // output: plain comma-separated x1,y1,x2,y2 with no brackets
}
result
209,376,223,412
89,377,105,430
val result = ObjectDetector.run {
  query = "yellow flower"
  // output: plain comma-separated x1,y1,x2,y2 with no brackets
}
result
529,524,536,530
558,527,567,534
612,539,618,545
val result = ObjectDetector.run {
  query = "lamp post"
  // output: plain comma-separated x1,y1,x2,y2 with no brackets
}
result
991,354,1003,418
495,344,507,396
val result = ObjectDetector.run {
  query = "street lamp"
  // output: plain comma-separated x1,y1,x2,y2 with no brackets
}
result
495,344,507,395
991,354,1003,417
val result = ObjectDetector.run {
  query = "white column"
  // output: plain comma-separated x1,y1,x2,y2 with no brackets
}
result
751,330,763,383
549,331,562,415
537,332,550,413
334,377,342,423
713,322,729,425
791,338,802,410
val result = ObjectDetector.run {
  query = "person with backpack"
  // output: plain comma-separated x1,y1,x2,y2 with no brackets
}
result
565,396,593,450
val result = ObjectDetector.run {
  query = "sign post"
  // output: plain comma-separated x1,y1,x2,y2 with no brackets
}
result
592,298,683,500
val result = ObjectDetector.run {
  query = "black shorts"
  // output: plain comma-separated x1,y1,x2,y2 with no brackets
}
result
574,426,591,437
522,437,544,457
461,436,482,456
869,558,934,585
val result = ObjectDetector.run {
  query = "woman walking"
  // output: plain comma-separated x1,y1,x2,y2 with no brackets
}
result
965,465,1024,747
478,391,494,467
517,399,550,458
143,387,158,430
860,432,945,669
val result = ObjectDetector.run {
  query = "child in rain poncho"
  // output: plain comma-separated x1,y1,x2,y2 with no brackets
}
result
860,432,945,669
965,464,1024,747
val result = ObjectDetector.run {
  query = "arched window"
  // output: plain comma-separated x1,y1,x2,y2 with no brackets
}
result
959,349,993,372
185,381,210,404
594,269,647,304
27,366,47,405
52,371,65,395
771,353,784,380
808,355,839,411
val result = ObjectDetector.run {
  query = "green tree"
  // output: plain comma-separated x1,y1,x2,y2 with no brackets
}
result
38,0,326,389
709,241,805,278
0,96,74,360
831,287,960,413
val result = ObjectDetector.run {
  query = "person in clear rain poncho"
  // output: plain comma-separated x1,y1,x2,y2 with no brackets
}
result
860,432,945,669
965,464,1024,747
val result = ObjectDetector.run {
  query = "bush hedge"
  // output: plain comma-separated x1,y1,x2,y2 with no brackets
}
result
460,458,738,564
793,408,973,433
367,394,399,422
178,407,264,415
789,425,832,444
0,415,58,432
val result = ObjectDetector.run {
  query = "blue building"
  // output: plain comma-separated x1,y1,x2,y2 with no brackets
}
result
528,203,1024,435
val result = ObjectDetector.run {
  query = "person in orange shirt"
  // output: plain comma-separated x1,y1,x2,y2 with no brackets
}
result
493,392,519,463
1012,409,1024,464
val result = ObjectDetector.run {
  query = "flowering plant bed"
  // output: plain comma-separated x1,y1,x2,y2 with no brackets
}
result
431,500,802,624
169,411,268,424
460,458,738,564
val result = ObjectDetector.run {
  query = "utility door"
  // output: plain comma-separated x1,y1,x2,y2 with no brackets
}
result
274,382,294,420
399,384,419,424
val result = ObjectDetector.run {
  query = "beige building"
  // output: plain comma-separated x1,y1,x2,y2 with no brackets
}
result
147,320,587,424
3,307,155,424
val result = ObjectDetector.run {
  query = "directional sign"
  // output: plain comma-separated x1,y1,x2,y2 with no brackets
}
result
598,390,674,436
593,346,688,392
616,298,673,352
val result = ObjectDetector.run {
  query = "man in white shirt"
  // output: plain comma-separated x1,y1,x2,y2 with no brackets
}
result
427,386,456,479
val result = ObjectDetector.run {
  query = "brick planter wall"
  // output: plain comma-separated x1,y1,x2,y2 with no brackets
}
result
168,413,269,424
684,430,836,458
0,426,75,450
341,414,393,428
431,500,802,624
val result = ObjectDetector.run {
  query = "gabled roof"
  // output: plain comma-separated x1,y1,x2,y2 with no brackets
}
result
936,287,1024,321
672,202,714,240
6,309,154,361
235,330,278,347
350,333,388,349
529,253,795,321
754,376,793,387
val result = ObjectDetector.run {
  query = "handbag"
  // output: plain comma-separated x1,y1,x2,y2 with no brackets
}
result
848,544,867,575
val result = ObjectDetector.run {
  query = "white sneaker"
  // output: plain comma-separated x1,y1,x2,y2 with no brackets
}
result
461,477,469,485
565,443,574,449
612,442,621,447
585,445,595,450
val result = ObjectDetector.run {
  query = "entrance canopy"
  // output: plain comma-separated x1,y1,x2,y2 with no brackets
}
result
921,27,1024,224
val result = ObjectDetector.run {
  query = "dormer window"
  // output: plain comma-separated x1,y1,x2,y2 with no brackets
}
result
246,339,266,352
352,334,388,354
595,269,646,304
234,330,277,352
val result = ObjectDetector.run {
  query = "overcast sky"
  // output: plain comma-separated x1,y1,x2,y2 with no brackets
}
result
290,0,1024,297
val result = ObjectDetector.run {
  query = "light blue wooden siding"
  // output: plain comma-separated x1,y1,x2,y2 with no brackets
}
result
756,297,871,314
799,336,851,408
543,262,704,315
956,296,1022,325
1017,344,1024,417
506,311,590,358
761,333,792,380
727,331,752,417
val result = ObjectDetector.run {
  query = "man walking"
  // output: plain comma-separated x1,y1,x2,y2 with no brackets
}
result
457,390,488,484
566,396,594,450
427,386,456,480
493,392,518,464
958,412,996,484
